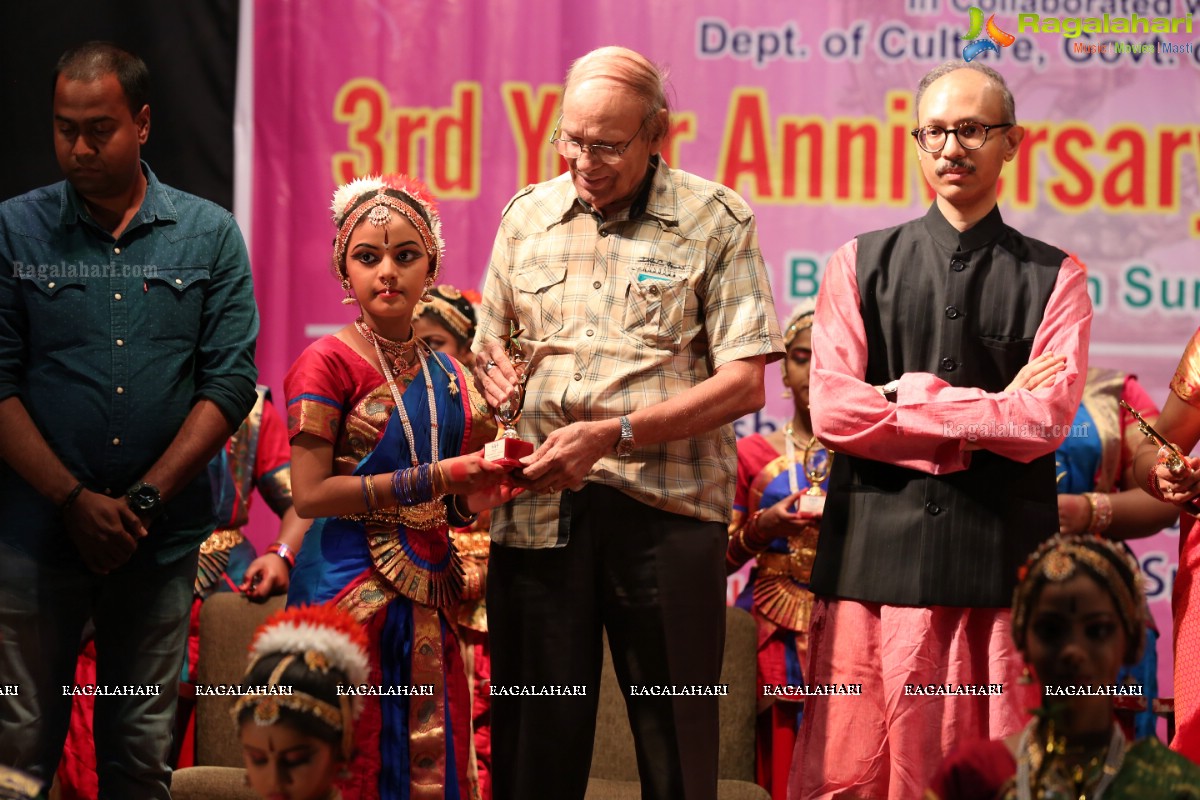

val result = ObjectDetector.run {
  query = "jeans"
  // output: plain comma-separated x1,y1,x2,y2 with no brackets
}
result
0,541,199,799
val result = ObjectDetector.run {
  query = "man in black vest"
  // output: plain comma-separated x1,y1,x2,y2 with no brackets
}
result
791,61,1092,799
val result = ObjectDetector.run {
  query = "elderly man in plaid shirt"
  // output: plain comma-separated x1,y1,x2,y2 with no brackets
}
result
473,45,783,800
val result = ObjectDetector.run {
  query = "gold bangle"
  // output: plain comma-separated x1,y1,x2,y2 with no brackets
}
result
1081,492,1097,533
450,494,478,524
432,462,447,498
1084,491,1113,535
365,474,378,510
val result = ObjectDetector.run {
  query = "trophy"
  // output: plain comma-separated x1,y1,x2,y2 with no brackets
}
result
484,324,535,468
798,440,832,515
1119,399,1189,476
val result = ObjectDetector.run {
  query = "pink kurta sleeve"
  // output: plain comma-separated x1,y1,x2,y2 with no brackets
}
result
810,240,1092,474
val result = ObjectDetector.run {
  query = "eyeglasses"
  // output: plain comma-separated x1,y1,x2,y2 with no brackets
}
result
910,122,1014,153
550,118,646,165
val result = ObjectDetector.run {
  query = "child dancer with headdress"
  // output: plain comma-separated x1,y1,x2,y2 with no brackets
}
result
235,605,370,800
928,535,1200,798
725,302,827,800
284,175,515,799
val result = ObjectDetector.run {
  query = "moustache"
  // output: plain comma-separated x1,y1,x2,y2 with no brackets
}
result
936,159,976,176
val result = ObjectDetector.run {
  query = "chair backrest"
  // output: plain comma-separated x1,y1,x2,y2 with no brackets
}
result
194,593,287,767
589,606,758,782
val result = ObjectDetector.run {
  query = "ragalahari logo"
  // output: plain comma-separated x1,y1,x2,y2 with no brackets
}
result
961,7,1016,62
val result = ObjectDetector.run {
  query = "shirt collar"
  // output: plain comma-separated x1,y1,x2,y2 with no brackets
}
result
553,155,679,226
922,201,1005,253
59,160,179,232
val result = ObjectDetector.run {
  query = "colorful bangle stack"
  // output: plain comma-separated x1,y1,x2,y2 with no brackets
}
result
391,464,438,506
726,510,767,569
268,541,295,571
1082,492,1113,535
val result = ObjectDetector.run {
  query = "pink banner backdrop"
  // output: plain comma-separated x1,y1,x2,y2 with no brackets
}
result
250,0,1200,710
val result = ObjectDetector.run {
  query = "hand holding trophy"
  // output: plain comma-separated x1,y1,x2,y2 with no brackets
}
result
1122,399,1200,514
484,323,535,468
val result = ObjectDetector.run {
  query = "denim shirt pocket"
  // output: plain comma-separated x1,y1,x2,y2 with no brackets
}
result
144,266,211,344
17,272,89,349
512,263,567,341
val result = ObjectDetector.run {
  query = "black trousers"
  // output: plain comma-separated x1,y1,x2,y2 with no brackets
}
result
488,484,726,800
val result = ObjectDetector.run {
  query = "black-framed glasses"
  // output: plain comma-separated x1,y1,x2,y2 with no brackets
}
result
550,118,646,165
910,122,1014,153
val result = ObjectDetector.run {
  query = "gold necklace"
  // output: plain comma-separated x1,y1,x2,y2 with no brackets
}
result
784,422,818,453
1017,719,1124,800
357,318,418,373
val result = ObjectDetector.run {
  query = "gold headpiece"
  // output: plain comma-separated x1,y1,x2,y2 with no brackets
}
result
231,605,369,762
1012,535,1145,664
782,299,816,350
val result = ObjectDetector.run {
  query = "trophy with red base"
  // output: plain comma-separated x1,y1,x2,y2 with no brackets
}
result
484,324,535,468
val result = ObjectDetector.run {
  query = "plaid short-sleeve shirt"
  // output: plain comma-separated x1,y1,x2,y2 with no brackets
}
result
474,157,783,548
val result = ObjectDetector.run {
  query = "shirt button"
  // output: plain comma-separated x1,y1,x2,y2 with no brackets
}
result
113,247,121,254
941,357,956,371
112,438,121,446
116,387,125,394
175,278,183,285
599,230,609,238
114,293,123,301
950,259,966,272
648,285,660,296
593,281,602,290
945,306,960,319
586,329,594,337
925,501,943,516
116,339,125,347
573,372,582,381
47,282,56,289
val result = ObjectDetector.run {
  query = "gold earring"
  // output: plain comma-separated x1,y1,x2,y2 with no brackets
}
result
421,279,434,303
1018,666,1033,685
340,278,356,305
781,388,792,399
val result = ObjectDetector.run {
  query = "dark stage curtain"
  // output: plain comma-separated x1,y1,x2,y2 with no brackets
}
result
0,1,239,210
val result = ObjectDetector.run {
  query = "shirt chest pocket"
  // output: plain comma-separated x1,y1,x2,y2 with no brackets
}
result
622,272,690,350
144,266,210,342
19,275,91,350
512,264,566,342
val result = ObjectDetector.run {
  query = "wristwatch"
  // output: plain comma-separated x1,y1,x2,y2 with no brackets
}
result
126,482,164,519
882,379,900,402
616,415,636,458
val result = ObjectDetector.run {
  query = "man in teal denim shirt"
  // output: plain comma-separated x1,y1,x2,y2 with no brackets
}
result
0,42,257,797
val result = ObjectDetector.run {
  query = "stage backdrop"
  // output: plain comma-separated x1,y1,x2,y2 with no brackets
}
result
251,0,1200,708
